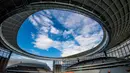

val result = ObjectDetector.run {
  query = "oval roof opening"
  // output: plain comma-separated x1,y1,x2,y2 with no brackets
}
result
17,9,103,58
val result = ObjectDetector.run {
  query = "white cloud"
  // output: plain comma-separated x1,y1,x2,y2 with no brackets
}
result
60,40,82,57
39,15,53,26
30,49,41,55
61,46,80,57
44,10,51,15
63,30,73,37
33,35,53,50
33,15,41,24
31,32,35,39
64,13,84,29
80,21,98,35
40,26,49,33
29,12,53,29
50,26,59,34
51,41,62,51
29,15,38,27
60,39,96,57
76,35,97,46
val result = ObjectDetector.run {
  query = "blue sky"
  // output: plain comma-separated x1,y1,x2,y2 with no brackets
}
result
17,9,103,57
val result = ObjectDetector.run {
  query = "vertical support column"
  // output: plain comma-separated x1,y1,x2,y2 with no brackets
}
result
3,51,12,72
53,60,62,73
0,57,4,72
0,47,12,73
53,60,55,73
104,51,108,57
77,58,80,63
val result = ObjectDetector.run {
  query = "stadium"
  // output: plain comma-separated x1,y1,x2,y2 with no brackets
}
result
0,0,130,73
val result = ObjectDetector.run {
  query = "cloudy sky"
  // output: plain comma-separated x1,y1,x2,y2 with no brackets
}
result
17,9,103,57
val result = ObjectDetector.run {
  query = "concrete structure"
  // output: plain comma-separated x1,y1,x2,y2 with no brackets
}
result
0,0,130,73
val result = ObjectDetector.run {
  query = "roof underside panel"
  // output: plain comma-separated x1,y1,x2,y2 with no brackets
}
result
0,0,130,59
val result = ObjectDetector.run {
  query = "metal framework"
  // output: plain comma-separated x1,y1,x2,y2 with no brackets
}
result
0,2,109,60
0,0,130,60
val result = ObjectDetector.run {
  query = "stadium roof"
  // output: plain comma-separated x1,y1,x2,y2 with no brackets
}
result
0,0,130,60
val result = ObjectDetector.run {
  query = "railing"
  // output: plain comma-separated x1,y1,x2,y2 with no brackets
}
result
106,38,130,59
